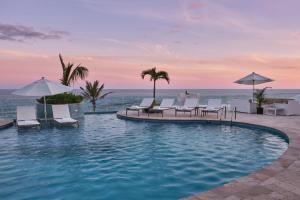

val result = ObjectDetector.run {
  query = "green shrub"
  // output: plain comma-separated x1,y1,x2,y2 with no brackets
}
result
37,93,83,104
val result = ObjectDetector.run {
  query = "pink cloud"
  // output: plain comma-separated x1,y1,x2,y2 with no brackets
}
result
188,2,205,10
1,51,299,89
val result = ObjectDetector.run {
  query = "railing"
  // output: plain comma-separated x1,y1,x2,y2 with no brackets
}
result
230,107,237,125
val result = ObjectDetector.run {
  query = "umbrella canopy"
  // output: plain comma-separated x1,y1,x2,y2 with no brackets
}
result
234,72,273,100
13,77,73,96
13,77,73,121
234,72,273,85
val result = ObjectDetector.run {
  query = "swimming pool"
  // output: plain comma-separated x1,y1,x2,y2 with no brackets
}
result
0,114,288,200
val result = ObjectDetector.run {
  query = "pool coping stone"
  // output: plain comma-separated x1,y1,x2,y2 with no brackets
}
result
0,119,14,129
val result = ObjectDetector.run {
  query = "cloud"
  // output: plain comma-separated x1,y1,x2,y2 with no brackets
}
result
97,38,172,56
80,0,174,22
0,49,50,58
0,23,69,42
1,50,299,89
188,2,205,10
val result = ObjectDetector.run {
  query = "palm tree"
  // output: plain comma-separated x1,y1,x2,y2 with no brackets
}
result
80,80,112,112
59,54,89,86
254,87,271,114
255,87,267,108
141,67,170,100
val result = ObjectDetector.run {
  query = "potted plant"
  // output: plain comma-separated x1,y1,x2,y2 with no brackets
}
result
254,87,268,114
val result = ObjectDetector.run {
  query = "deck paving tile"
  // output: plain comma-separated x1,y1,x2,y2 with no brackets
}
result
234,185,273,199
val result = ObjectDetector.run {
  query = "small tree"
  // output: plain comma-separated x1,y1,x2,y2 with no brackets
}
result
80,81,112,112
141,67,170,100
59,54,89,86
254,87,268,108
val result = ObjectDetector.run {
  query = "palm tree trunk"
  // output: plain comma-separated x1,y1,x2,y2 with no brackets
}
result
92,100,96,112
153,80,156,99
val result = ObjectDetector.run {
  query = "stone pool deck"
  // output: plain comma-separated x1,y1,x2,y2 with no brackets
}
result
0,119,13,129
117,110,300,200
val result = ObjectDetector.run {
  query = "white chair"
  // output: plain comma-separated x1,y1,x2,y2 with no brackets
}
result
264,103,286,116
126,98,154,116
150,98,175,117
202,99,224,118
16,106,40,129
52,104,79,126
175,98,199,117
176,93,200,106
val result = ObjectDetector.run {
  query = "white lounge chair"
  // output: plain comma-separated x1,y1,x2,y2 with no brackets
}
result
126,98,154,116
264,103,286,116
175,98,199,117
52,104,79,127
150,98,175,117
16,106,40,129
202,99,224,118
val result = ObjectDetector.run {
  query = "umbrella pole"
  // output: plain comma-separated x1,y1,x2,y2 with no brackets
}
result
44,96,47,122
252,80,255,102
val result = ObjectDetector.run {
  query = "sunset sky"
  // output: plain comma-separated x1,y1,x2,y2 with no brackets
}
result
1,0,300,89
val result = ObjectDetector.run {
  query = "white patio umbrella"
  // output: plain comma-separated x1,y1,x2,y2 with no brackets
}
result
234,72,273,100
13,77,73,121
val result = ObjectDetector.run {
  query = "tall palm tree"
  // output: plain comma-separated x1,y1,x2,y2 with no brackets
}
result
141,67,170,99
80,80,112,112
59,54,89,86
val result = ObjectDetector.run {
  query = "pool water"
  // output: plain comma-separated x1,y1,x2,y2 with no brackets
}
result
0,114,288,200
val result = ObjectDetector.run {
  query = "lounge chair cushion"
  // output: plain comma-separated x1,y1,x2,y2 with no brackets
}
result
52,105,78,124
159,99,175,108
55,118,78,124
176,106,195,111
203,99,223,111
139,98,154,107
152,106,174,111
127,98,154,110
17,106,37,121
16,106,40,127
127,105,147,110
17,120,40,127
176,98,199,111
203,107,222,112
183,98,199,108
152,99,175,111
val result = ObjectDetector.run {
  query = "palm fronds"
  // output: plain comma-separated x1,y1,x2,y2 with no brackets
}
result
254,87,268,108
141,67,170,99
80,80,112,112
59,54,89,86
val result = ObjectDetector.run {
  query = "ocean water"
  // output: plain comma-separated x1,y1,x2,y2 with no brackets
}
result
0,114,288,200
0,89,299,118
